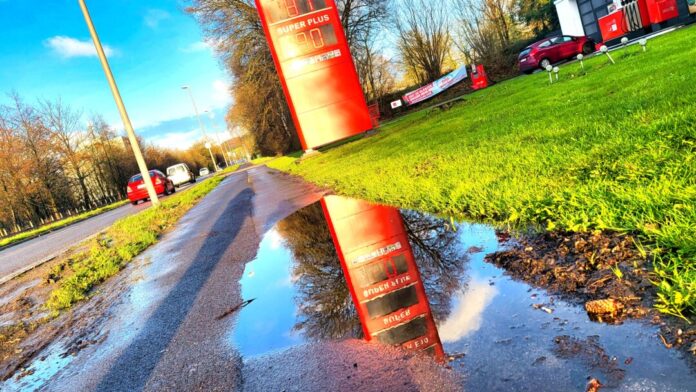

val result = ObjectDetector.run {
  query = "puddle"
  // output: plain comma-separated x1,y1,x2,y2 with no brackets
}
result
231,196,696,391
2,348,73,391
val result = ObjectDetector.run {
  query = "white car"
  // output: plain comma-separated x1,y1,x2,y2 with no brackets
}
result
166,163,195,187
199,167,210,176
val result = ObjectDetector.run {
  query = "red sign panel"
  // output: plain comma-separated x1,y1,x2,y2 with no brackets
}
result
645,0,680,24
321,195,444,360
255,0,373,150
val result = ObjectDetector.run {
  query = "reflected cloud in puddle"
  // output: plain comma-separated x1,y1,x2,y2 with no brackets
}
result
438,280,497,342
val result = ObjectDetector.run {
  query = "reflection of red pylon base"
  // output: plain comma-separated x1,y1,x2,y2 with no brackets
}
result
321,195,445,362
471,64,490,90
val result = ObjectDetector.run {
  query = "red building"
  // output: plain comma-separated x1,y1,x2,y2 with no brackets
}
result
554,0,695,44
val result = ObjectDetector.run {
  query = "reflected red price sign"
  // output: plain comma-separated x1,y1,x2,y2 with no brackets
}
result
321,195,444,360
255,0,373,150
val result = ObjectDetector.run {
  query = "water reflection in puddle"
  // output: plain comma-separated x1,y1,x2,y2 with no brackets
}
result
233,230,305,356
231,196,695,391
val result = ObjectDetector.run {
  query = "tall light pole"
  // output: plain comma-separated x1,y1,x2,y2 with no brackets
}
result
181,86,218,171
78,0,159,206
203,110,231,166
230,125,252,161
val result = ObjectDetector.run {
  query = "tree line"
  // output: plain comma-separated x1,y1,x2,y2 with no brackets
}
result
0,94,227,237
187,0,559,155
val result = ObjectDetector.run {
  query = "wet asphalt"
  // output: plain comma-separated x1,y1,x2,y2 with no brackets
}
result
4,167,325,391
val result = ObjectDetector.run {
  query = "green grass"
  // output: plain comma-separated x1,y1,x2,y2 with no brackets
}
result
0,200,129,248
269,27,696,321
45,171,233,312
251,156,277,165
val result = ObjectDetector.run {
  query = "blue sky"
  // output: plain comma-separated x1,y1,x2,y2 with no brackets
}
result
0,0,233,149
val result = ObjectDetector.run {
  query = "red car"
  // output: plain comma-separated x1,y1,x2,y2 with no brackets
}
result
126,170,175,205
518,35,595,74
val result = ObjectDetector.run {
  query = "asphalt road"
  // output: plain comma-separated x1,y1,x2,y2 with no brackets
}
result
0,178,208,283
3,166,325,391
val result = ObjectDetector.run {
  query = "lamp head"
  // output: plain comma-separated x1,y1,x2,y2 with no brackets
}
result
639,38,647,46
545,65,553,72
577,54,584,60
553,66,560,74
600,45,608,53
621,37,629,45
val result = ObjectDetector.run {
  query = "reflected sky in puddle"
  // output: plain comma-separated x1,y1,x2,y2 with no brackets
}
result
233,230,304,356
438,279,497,343
2,347,73,391
231,198,696,391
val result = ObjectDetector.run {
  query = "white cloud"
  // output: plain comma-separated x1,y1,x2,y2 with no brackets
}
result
153,129,202,150
212,79,232,106
181,38,223,53
46,36,116,58
438,280,498,342
182,41,211,53
144,9,171,29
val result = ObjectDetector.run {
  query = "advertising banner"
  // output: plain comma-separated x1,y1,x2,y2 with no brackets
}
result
402,65,468,106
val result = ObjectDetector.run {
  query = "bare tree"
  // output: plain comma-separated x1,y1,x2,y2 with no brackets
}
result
0,111,35,232
393,0,452,84
186,0,299,155
337,0,394,104
453,0,525,77
41,99,93,208
4,93,67,220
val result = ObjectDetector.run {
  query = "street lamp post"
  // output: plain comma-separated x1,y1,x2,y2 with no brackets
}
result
181,86,218,171
78,0,160,206
203,110,232,166
230,125,252,161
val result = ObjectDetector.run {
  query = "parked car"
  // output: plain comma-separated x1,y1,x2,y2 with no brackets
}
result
126,170,175,205
518,35,595,74
199,167,210,176
166,163,195,187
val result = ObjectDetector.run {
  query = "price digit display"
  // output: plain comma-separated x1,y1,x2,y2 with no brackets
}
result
277,24,336,61
309,28,324,48
285,0,299,17
267,0,327,23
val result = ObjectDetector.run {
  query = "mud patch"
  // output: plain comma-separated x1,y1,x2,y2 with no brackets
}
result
486,230,696,363
0,241,135,382
487,231,652,316
553,335,625,388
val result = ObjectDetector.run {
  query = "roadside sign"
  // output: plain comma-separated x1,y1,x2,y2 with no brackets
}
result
402,65,468,106
255,0,373,150
390,99,403,109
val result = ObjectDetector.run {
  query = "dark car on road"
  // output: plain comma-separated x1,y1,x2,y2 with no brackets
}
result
518,35,595,74
126,170,175,205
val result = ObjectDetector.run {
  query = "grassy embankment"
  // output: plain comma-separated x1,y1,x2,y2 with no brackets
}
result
46,168,236,311
269,27,696,320
0,200,129,249
250,156,277,166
